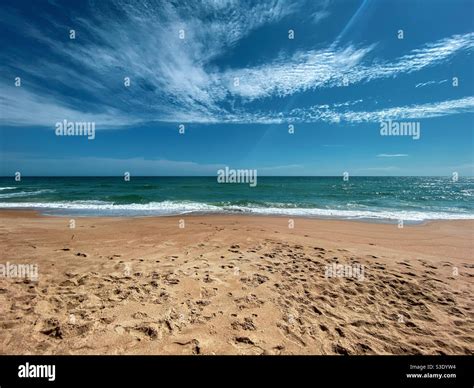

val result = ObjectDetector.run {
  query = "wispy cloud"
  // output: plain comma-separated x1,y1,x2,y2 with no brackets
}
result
258,164,303,172
0,1,473,127
0,153,227,175
360,166,401,172
310,0,331,23
224,45,374,100
1,0,303,126
415,79,448,88
377,154,408,158
225,33,474,101
0,84,140,127
0,153,306,176
286,96,474,124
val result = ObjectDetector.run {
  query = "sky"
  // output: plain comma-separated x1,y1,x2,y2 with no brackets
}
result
0,0,473,176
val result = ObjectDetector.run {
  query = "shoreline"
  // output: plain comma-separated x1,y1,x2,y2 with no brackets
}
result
1,207,472,225
0,210,472,355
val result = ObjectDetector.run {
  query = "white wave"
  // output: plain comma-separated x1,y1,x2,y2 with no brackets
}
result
0,187,17,191
0,200,472,221
0,200,219,213
0,189,55,199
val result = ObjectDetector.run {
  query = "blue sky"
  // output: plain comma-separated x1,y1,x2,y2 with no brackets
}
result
0,0,473,176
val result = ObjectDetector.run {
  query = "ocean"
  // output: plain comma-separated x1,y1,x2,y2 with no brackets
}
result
0,176,472,222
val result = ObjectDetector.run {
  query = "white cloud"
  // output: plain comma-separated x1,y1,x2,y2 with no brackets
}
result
259,164,303,172
0,154,227,175
0,84,140,127
360,166,401,171
1,0,300,125
225,33,474,101
0,0,473,127
415,79,448,88
224,45,373,100
287,96,474,124
377,154,408,158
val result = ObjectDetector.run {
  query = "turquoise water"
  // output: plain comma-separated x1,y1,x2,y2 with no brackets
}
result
0,176,472,222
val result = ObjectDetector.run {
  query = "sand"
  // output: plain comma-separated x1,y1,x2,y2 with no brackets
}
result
0,210,472,355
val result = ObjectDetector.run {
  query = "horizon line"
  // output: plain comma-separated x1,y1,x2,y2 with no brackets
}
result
1,175,473,178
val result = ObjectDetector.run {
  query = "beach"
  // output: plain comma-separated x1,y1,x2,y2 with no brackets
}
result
0,210,472,355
